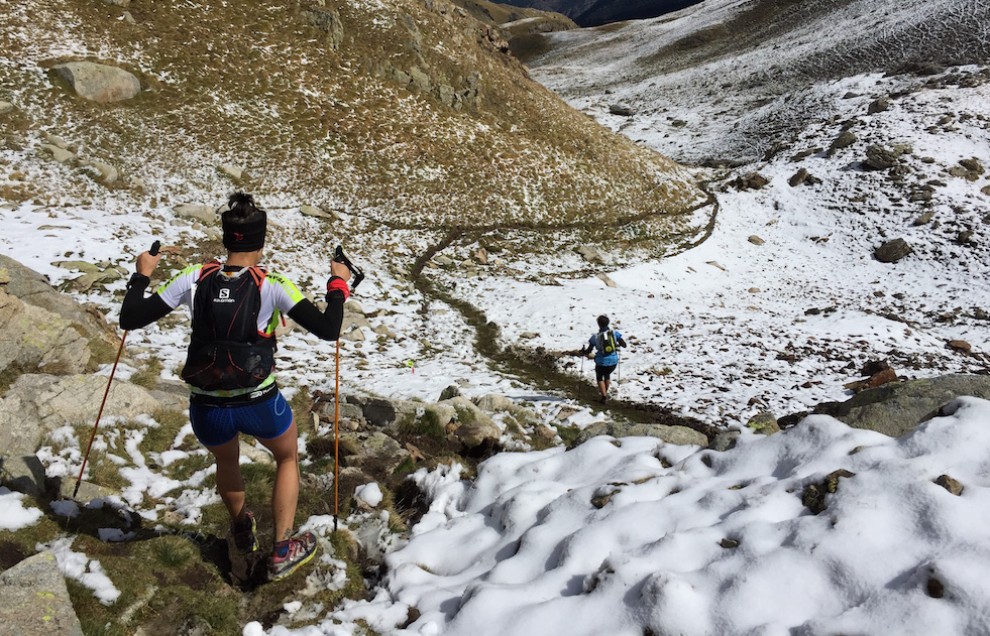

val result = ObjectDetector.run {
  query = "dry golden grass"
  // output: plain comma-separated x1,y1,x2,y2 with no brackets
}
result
1,0,703,244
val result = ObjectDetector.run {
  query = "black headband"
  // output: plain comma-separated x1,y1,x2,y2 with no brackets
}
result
222,210,267,252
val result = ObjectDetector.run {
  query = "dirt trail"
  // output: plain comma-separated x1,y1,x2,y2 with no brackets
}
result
407,183,722,441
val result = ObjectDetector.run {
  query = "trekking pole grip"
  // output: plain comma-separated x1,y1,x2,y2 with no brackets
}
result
150,240,161,256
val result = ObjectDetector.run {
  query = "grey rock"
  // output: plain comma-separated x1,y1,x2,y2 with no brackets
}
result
299,204,337,220
0,551,83,635
813,374,990,438
472,394,515,412
576,245,606,264
710,430,740,452
40,143,75,163
0,289,93,377
0,374,164,460
828,130,857,155
304,6,344,50
867,97,890,114
218,164,247,182
577,422,708,447
874,238,912,263
354,396,397,427
81,159,118,184
731,172,769,191
746,411,780,435
788,168,810,187
864,144,898,170
597,273,617,288
173,204,216,224
52,61,141,103
0,255,116,354
439,385,460,400
0,454,47,496
609,103,637,117
0,100,13,114
444,396,499,449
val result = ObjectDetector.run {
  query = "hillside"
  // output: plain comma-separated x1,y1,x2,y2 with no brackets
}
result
490,0,702,26
527,0,990,164
0,0,703,239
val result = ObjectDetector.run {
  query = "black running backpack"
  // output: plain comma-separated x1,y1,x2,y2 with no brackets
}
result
180,263,276,391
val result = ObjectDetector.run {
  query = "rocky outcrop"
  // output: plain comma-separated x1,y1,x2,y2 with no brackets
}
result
0,289,94,377
0,256,118,385
812,374,990,438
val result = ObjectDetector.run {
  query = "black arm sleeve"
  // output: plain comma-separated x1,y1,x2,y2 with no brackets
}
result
119,277,173,330
287,290,346,340
618,336,628,347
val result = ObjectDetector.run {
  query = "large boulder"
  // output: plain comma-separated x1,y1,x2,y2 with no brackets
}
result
813,374,990,438
51,61,141,103
0,551,83,635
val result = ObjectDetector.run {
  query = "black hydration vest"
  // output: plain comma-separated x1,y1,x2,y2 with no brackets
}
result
180,262,276,391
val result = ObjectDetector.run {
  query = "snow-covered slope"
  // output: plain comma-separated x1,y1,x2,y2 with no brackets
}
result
435,0,990,425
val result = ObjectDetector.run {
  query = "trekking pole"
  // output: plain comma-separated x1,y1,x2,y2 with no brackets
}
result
330,244,364,532
616,358,621,398
333,339,340,533
73,240,160,499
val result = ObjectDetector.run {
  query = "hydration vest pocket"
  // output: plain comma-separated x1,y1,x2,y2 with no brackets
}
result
182,340,275,391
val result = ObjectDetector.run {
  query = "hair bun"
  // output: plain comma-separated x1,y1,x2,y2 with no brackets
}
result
228,191,256,210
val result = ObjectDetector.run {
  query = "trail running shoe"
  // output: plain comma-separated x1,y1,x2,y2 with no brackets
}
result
269,531,318,581
230,511,258,554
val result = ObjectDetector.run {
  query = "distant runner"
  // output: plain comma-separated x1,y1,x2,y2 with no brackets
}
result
120,192,352,582
580,314,627,403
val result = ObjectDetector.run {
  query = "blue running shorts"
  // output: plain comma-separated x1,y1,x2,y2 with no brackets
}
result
189,391,293,447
